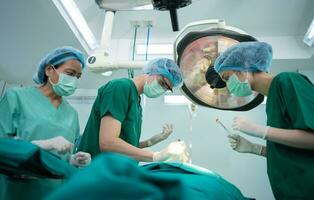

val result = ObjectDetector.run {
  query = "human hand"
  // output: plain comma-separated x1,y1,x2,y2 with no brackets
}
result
147,124,173,146
160,124,173,140
32,136,73,154
228,134,262,155
232,116,269,139
153,141,189,162
70,152,91,167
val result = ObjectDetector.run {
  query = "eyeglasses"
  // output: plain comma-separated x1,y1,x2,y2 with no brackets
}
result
50,64,82,79
158,77,172,92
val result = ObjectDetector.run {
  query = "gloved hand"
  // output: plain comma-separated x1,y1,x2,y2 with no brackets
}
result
32,136,73,155
70,152,91,167
228,134,263,155
232,116,269,139
153,141,189,162
147,124,173,146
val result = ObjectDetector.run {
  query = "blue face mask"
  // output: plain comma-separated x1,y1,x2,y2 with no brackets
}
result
143,80,166,98
226,74,252,97
49,67,78,96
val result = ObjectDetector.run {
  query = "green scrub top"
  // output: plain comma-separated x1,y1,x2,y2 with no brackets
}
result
0,86,80,161
266,72,314,199
78,78,142,158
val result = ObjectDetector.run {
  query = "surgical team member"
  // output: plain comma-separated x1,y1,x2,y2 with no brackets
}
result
0,46,91,167
78,58,184,162
214,41,314,199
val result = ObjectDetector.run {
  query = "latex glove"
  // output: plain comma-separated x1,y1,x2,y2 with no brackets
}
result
147,124,173,146
232,116,269,139
228,134,263,155
153,141,189,162
32,136,73,155
70,152,91,167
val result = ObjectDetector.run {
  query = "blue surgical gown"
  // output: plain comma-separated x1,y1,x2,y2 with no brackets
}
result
0,86,79,160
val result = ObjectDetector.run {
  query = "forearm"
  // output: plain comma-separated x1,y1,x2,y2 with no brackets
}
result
139,140,150,148
100,138,154,162
139,133,165,148
266,127,314,149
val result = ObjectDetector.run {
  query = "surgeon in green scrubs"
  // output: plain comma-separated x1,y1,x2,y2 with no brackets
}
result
213,41,314,199
0,46,90,167
78,58,184,162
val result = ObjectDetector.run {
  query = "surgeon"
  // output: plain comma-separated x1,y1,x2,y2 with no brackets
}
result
214,41,314,199
78,58,185,162
0,46,91,167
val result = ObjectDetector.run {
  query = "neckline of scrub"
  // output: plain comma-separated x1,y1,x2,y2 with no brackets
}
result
32,86,66,111
129,79,141,105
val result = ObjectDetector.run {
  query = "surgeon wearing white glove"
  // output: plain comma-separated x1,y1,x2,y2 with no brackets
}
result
227,116,269,157
228,134,266,156
32,136,74,155
70,151,91,167
140,124,173,148
232,116,269,139
153,141,189,162
32,136,92,167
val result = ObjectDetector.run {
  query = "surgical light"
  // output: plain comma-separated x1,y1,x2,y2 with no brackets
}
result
174,20,265,111
133,4,154,10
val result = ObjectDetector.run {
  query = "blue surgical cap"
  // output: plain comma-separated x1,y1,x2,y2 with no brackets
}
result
143,58,183,87
33,46,86,84
214,42,273,73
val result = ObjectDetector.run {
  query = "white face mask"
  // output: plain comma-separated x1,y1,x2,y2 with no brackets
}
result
143,80,166,98
49,67,78,96
226,72,252,97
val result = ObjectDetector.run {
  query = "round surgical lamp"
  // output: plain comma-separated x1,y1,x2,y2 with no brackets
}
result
174,20,264,111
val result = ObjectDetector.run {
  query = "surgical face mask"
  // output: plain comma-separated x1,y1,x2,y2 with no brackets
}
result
226,73,252,97
143,79,166,98
49,67,78,96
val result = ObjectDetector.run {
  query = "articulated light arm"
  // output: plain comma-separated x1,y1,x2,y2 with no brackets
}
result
87,10,147,73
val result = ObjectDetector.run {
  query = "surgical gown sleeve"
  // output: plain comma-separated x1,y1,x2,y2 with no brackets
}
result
0,90,18,136
98,82,131,123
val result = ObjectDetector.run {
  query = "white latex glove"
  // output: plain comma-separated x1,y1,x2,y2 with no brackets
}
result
232,116,269,139
147,124,173,146
153,141,189,162
70,152,91,167
32,136,73,155
228,134,263,155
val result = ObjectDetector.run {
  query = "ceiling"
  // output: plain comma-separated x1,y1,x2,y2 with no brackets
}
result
0,0,313,89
